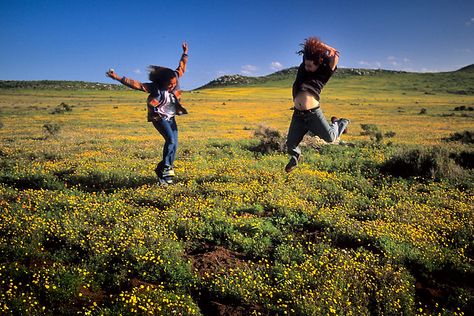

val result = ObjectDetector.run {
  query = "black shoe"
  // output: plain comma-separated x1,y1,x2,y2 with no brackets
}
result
285,155,301,173
154,161,164,178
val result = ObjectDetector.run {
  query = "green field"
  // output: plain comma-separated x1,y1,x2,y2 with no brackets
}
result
0,68,473,315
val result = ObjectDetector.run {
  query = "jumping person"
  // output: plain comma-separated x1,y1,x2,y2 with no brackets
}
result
106,42,189,184
285,37,349,173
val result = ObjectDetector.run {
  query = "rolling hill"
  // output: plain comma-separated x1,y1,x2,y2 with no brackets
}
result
1,64,473,95
0,80,126,91
197,64,474,95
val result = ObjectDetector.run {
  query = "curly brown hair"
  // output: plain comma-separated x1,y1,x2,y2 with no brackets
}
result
297,37,327,64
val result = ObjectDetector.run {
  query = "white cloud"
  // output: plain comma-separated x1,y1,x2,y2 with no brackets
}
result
466,17,474,26
387,56,399,66
421,68,439,73
358,60,382,68
134,69,142,74
359,57,413,70
241,64,258,76
270,61,283,71
454,48,472,53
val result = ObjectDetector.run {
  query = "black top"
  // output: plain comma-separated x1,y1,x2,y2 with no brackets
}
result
292,58,336,101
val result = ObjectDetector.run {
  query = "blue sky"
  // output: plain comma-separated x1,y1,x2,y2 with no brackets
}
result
1,0,473,89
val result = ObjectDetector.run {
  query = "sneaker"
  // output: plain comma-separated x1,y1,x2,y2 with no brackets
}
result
157,175,174,185
163,176,174,185
331,117,350,134
162,167,175,178
285,155,301,173
154,161,164,178
339,118,350,134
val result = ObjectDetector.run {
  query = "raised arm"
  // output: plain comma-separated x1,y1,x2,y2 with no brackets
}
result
175,42,189,78
106,69,150,93
321,42,340,71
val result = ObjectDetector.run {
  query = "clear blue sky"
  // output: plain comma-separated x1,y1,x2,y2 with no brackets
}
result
1,0,473,89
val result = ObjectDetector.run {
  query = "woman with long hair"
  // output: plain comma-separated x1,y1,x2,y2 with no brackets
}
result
285,37,349,172
106,42,189,184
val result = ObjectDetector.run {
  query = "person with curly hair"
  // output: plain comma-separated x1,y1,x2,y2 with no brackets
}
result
106,42,189,185
285,37,349,172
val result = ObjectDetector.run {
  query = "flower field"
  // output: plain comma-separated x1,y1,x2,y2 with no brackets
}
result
0,81,473,315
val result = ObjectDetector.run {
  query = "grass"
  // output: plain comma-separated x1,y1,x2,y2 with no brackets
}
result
0,71,473,315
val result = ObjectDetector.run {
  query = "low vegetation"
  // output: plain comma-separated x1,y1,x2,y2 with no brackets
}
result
1,67,473,315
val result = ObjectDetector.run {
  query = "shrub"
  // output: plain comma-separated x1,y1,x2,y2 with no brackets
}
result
360,124,383,143
251,125,285,154
380,146,464,180
450,151,474,169
454,106,473,111
50,102,73,114
384,131,396,138
443,130,474,144
419,108,427,114
43,123,61,138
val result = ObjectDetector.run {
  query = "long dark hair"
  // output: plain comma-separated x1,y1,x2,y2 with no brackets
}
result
148,66,177,90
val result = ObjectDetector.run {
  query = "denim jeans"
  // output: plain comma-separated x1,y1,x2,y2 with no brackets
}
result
286,108,347,158
152,117,178,169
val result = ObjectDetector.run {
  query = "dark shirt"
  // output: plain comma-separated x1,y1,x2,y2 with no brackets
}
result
292,58,336,101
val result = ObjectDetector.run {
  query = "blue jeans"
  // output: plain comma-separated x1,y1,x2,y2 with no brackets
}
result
286,108,347,158
152,117,178,169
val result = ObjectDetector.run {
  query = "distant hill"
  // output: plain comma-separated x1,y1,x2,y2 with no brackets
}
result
1,64,473,95
456,64,474,72
196,64,474,95
196,67,405,89
0,80,126,90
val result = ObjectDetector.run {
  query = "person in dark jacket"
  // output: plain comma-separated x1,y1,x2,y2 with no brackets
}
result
285,37,349,172
106,42,189,184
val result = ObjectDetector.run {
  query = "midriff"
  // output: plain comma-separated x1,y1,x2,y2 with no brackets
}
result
293,91,319,110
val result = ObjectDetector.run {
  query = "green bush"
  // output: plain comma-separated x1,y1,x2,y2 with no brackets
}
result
360,124,384,143
443,130,474,144
380,146,465,180
43,123,61,138
50,102,73,114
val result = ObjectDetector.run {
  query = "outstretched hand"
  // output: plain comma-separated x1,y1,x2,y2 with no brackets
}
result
106,69,120,80
182,42,188,54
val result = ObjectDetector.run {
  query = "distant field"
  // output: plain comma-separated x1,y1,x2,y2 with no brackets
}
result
1,75,472,145
0,71,473,315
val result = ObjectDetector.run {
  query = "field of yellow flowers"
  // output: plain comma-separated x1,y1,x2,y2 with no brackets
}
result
0,84,473,315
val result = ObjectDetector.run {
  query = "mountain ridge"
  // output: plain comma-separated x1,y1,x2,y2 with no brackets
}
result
195,64,474,96
0,80,126,91
0,64,472,92
196,67,405,89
